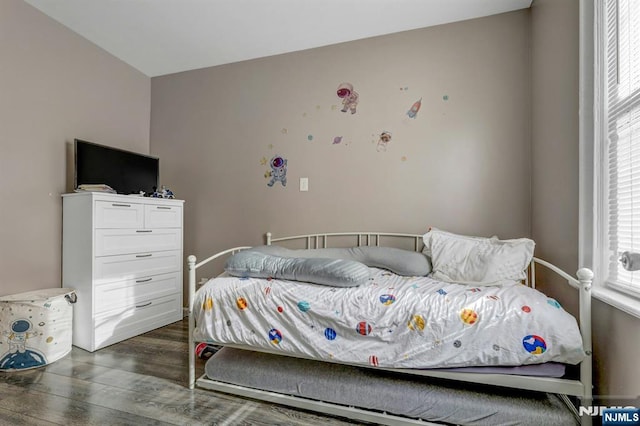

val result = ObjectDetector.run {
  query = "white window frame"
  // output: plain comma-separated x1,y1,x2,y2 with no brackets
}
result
581,0,640,319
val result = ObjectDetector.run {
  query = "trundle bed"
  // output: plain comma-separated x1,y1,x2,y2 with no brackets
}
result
187,231,594,425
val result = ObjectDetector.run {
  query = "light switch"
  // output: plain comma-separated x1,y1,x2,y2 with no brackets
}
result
299,177,309,192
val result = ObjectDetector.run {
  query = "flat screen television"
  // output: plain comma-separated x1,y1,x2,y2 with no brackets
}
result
74,139,159,195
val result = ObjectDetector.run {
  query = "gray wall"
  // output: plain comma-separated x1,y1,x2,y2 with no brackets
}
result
0,0,151,296
151,10,532,280
530,0,640,404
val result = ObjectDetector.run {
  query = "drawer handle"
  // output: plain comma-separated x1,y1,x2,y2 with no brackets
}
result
136,302,152,309
136,278,153,283
111,203,131,207
136,230,153,233
157,206,171,210
136,254,152,258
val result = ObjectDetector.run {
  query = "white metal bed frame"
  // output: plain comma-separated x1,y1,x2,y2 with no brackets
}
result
187,232,594,426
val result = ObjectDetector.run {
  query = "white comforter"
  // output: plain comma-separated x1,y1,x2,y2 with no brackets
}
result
193,268,585,368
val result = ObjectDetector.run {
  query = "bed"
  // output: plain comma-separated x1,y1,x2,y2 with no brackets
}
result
187,230,594,426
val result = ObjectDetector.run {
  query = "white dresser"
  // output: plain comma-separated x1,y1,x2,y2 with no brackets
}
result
62,192,184,352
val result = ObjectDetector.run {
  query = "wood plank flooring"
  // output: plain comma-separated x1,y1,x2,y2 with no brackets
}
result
0,319,364,425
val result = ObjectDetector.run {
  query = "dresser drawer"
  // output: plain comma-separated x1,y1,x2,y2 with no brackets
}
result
94,250,181,283
144,204,182,228
93,294,182,350
95,228,182,256
94,272,181,315
95,200,144,229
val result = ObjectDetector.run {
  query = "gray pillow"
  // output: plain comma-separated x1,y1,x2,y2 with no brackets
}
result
225,251,370,287
250,245,431,276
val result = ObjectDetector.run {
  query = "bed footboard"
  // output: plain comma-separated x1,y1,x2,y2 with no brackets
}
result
531,259,594,410
188,247,250,389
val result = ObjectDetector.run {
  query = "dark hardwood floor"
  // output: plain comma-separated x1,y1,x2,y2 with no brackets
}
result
0,319,363,425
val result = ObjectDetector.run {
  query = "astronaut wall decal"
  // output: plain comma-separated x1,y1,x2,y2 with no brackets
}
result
336,82,359,114
377,131,392,152
267,155,288,187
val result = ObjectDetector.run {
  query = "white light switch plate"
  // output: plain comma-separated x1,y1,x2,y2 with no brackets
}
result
299,177,309,191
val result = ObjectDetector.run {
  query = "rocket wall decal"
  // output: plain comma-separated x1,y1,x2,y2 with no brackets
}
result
406,98,422,119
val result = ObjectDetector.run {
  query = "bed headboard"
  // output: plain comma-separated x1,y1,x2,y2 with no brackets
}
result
266,231,424,252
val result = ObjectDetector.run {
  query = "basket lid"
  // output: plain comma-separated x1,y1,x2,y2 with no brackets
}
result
0,288,75,303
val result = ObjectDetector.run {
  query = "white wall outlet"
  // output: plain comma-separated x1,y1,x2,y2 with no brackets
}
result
299,177,309,191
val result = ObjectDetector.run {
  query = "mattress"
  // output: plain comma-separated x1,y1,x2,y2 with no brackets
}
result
193,268,585,369
205,347,579,426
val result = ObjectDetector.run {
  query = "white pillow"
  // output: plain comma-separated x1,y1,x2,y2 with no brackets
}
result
423,228,534,286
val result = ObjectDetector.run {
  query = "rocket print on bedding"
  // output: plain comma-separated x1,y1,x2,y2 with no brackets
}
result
193,269,585,369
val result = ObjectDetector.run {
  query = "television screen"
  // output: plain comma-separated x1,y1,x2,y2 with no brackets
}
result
74,139,159,195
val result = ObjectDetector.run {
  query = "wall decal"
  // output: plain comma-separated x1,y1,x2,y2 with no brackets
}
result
281,128,288,134
260,157,268,166
333,136,343,145
406,98,422,119
307,134,314,141
377,131,392,152
336,82,359,114
443,95,449,101
267,155,288,187
401,156,407,162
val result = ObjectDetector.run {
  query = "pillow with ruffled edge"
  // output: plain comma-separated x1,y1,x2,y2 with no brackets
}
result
422,228,534,286
225,251,370,287
249,245,431,276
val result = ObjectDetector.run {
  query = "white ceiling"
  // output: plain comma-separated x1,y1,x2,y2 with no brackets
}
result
24,0,532,77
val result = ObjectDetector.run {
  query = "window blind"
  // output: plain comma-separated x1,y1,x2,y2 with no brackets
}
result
606,0,640,292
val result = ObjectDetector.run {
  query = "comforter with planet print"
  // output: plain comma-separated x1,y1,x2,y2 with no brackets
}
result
192,268,585,369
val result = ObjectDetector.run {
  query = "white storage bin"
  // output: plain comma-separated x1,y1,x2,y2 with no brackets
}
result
0,288,76,371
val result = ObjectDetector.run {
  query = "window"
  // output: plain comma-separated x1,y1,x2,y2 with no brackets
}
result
589,0,640,316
